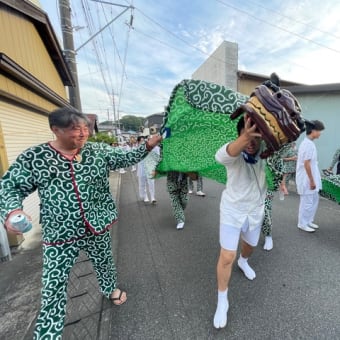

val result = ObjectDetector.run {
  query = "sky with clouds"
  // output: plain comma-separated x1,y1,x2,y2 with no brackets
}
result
39,0,340,122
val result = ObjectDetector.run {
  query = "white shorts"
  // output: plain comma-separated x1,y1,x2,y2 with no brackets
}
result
219,219,261,251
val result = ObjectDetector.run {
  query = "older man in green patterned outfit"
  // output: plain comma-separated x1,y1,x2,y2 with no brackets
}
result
0,107,161,339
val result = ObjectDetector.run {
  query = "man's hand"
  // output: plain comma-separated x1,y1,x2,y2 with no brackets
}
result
146,134,162,150
227,116,262,157
309,178,316,190
243,116,262,141
4,210,31,235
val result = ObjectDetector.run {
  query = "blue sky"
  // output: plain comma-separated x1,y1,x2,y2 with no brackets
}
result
39,0,340,122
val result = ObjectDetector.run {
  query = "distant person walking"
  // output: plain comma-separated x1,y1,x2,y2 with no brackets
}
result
279,142,298,196
296,120,325,233
261,190,275,251
130,140,138,172
188,174,205,196
323,147,340,175
136,136,160,203
167,171,189,230
119,142,130,174
261,150,285,251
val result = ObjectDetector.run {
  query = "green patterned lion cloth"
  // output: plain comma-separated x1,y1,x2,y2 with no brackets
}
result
320,175,340,204
157,79,283,191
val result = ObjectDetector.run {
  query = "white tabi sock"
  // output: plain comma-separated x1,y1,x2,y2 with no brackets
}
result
263,236,273,251
213,289,229,329
238,255,256,280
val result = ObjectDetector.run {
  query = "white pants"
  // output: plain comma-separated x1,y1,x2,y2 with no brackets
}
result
138,175,155,200
298,192,319,227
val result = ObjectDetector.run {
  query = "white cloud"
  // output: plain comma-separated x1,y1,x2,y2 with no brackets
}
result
39,0,340,122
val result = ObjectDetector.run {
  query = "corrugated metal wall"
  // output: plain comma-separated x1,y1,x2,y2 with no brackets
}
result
0,123,9,174
0,103,53,162
0,101,55,242
0,3,72,246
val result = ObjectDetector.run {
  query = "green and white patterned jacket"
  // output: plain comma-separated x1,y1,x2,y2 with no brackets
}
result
0,141,149,244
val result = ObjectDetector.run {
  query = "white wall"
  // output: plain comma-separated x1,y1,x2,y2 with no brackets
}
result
294,93,340,171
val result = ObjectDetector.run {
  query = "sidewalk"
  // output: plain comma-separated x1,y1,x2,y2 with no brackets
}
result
0,171,121,340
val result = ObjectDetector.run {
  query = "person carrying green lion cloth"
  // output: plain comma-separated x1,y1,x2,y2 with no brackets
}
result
156,74,304,330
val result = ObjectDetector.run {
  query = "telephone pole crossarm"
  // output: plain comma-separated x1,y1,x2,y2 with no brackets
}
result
75,5,133,52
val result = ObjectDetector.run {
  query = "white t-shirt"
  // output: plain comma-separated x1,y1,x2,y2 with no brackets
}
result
215,143,267,230
295,137,322,195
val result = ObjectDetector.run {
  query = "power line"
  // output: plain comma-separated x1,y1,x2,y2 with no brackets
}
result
67,1,340,117
116,5,134,117
81,0,112,101
134,7,243,70
215,0,340,54
135,8,216,59
78,0,133,112
245,0,340,40
133,28,195,58
133,4,338,79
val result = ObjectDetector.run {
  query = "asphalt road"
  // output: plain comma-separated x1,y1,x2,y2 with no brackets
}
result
1,170,339,340
107,172,340,340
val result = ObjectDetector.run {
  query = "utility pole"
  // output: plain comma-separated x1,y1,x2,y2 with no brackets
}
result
112,89,118,135
58,0,133,114
59,0,82,111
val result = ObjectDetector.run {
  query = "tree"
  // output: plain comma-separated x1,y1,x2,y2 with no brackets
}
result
119,115,144,131
88,132,117,144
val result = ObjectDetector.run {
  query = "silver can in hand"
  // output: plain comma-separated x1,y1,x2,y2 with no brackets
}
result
9,214,32,233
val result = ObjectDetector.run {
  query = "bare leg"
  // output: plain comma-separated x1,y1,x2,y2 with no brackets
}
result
214,248,236,329
280,174,289,195
217,248,236,290
240,240,253,258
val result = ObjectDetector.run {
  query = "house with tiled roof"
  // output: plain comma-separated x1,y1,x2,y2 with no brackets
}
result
0,0,74,245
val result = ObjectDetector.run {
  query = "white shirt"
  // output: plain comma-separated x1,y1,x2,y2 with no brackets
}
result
215,143,267,230
296,137,322,195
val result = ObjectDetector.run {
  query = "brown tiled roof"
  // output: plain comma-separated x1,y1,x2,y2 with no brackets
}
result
0,0,74,86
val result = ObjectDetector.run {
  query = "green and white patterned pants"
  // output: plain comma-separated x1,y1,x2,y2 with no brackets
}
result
33,230,117,339
167,172,189,224
188,175,203,192
262,190,274,237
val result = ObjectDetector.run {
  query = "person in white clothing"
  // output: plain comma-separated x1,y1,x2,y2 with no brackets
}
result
136,136,159,203
130,140,137,172
213,116,267,329
296,120,325,233
119,142,130,174
188,175,205,196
